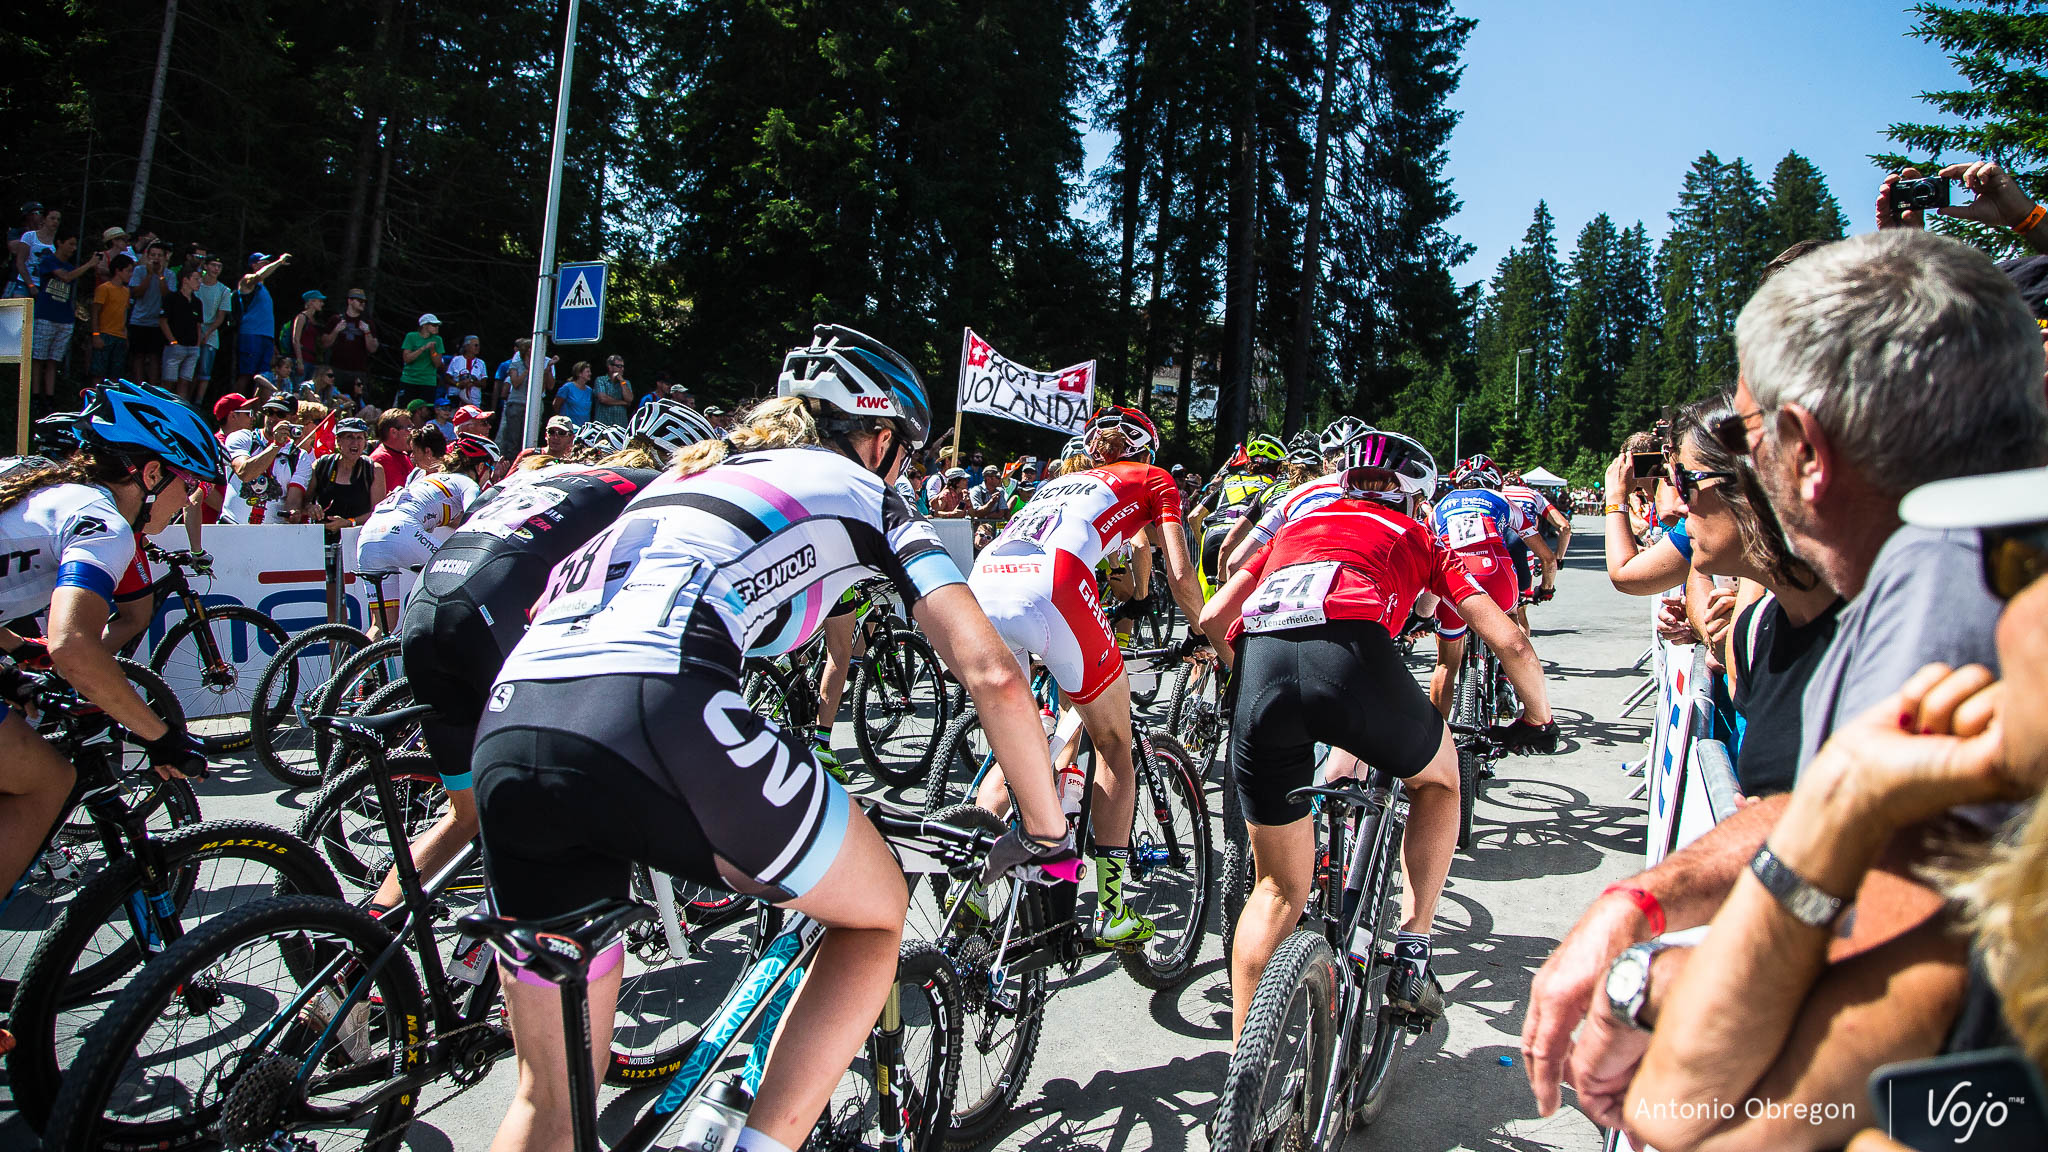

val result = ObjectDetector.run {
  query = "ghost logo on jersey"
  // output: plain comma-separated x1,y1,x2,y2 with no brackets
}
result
729,545,818,605
704,689,810,806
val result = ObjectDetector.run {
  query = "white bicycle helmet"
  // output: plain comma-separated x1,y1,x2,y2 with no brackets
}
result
574,422,629,455
1318,416,1374,457
627,399,717,455
1342,430,1437,504
777,324,932,447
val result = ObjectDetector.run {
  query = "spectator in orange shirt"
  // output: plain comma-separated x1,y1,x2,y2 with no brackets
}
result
89,253,133,386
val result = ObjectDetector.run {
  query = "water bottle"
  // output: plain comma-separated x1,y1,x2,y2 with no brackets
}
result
447,898,495,985
1059,761,1086,816
675,1076,752,1152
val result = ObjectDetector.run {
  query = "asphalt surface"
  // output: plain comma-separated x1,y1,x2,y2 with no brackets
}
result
2,514,1646,1151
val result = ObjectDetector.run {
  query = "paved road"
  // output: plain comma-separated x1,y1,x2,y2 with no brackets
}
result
3,516,1647,1150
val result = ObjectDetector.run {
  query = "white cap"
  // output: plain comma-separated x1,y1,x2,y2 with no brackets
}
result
1899,466,2048,530
418,313,441,326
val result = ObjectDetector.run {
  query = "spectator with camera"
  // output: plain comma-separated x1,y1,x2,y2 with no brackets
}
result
223,396,321,524
1879,160,2048,256
1523,228,2048,1124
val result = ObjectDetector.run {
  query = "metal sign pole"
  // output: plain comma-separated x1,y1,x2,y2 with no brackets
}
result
525,0,582,449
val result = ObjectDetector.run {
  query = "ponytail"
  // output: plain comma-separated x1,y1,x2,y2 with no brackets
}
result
0,450,135,519
673,396,820,478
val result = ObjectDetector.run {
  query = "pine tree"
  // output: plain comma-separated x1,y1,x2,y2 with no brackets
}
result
1764,151,1849,256
1472,202,1564,465
1549,214,1619,463
1878,0,2048,257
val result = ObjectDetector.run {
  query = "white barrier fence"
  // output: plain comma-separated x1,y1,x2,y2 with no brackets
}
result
139,524,414,720
1636,635,1742,867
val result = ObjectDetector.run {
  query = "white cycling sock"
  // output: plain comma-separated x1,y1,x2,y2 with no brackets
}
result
737,1126,797,1152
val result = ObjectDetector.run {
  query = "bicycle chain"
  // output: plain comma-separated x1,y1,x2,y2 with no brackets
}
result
267,1015,509,1148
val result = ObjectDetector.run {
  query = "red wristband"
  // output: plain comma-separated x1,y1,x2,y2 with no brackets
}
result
1601,883,1666,936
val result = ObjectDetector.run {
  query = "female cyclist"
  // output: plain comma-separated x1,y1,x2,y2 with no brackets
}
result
473,325,1072,1152
0,382,220,901
354,432,500,632
1199,430,1554,1035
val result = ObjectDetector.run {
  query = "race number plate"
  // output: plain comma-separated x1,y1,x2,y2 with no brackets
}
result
1242,561,1341,633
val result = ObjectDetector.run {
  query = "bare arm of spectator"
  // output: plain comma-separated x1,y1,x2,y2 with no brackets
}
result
1603,450,1689,594
1624,667,2020,1150
231,438,283,484
240,253,290,294
362,321,379,354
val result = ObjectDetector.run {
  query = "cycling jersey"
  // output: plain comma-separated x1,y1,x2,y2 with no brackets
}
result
0,479,134,618
401,464,659,786
1200,469,1278,518
112,532,154,604
1240,473,1348,554
1501,483,1555,530
1429,489,1526,638
1233,497,1486,642
355,470,483,576
970,458,1183,703
495,445,962,684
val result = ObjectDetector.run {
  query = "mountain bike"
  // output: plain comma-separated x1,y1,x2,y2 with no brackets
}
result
248,621,374,788
913,689,1212,1143
1211,767,1433,1152
848,592,952,788
118,544,290,752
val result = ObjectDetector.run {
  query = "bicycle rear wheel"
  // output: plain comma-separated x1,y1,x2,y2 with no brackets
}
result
43,893,426,1152
294,750,447,892
148,604,289,753
1344,799,1409,1128
1117,732,1212,990
1212,930,1341,1152
922,707,995,816
852,629,949,788
251,623,372,789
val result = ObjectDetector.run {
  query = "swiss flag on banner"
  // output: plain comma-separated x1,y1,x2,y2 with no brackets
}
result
966,334,993,368
1056,369,1088,393
955,327,1095,435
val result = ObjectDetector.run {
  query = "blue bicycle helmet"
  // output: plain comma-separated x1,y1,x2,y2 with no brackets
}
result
78,380,227,485
777,324,932,448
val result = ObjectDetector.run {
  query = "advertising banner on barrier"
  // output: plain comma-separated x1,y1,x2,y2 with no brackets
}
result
1644,641,1702,867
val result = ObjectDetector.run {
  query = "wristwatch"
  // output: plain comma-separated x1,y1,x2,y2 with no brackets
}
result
1749,845,1847,928
1604,939,1677,1031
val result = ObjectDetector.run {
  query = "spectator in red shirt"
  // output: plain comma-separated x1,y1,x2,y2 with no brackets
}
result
368,410,414,493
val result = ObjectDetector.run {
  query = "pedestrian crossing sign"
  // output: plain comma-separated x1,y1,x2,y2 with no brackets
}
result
553,261,607,344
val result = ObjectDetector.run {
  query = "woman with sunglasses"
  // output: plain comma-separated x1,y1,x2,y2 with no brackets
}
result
1665,397,1842,797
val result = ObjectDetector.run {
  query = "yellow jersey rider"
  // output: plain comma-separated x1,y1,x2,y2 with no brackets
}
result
1190,434,1285,592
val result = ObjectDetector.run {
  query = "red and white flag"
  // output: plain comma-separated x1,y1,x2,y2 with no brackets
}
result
956,328,1095,435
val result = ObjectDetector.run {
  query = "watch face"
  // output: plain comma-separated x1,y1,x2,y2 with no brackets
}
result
1605,954,1646,1005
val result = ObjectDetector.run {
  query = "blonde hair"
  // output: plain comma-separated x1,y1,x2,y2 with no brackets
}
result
0,451,134,518
673,396,820,478
299,401,330,425
599,444,669,471
1950,806,2048,1069
515,453,558,473
1061,451,1093,476
1284,458,1316,486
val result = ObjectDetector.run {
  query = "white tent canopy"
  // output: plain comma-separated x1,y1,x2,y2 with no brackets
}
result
1521,466,1568,487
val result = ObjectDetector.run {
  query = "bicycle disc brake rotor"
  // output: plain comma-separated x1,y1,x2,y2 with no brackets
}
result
213,1050,299,1147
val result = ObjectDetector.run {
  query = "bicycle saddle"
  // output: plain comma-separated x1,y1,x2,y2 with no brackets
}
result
456,897,655,984
309,705,435,740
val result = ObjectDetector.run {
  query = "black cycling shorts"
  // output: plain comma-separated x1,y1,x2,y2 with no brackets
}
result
473,671,851,920
1507,537,1532,595
1199,517,1231,585
398,584,511,789
1228,619,1446,826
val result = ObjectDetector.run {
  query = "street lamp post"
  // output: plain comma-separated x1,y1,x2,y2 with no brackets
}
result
1514,347,1533,408
524,0,583,447
1454,404,1464,462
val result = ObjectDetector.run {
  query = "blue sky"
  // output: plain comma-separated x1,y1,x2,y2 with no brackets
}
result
1446,0,1963,283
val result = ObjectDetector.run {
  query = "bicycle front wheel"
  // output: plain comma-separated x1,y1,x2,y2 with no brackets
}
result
294,750,447,892
1118,732,1212,990
851,630,949,788
251,623,372,789
149,604,289,753
809,939,961,1152
1212,930,1341,1152
43,893,426,1152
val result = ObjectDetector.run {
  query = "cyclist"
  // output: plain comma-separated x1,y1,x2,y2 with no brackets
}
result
1190,433,1284,592
1218,416,1372,581
965,403,1215,947
364,403,711,914
470,325,1073,1152
1196,430,1555,1037
0,384,218,904
355,432,501,633
1428,455,1556,717
1501,469,1570,628
571,419,628,460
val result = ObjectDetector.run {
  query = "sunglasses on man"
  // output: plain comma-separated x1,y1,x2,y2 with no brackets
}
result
1982,520,2048,602
1711,408,1766,457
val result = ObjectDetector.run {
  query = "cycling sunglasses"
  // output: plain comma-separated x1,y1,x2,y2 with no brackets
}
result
1668,465,1738,503
1981,519,2048,602
1711,408,1766,456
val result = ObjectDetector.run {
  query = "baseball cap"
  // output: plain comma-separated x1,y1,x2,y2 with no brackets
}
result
101,226,128,243
248,252,271,266
260,396,296,417
453,405,493,424
546,415,574,433
418,313,441,326
20,202,44,215
302,289,326,302
704,405,726,416
211,393,253,421
1901,467,2048,531
335,418,371,435
1998,255,2048,321
405,398,430,413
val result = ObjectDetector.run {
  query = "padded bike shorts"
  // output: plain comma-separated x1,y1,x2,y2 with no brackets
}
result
969,550,1122,705
473,670,851,919
1229,619,1445,827
1431,546,1517,640
398,583,514,790
1507,537,1532,595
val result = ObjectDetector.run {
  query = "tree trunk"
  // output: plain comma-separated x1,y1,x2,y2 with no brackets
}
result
1113,61,1145,405
365,115,397,294
339,0,400,290
1140,97,1182,418
1218,0,1258,449
126,0,180,230
1284,0,1350,438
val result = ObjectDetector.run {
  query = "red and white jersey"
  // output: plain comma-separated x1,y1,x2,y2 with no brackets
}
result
1233,496,1485,640
1240,473,1346,553
980,459,1182,571
1501,483,1554,529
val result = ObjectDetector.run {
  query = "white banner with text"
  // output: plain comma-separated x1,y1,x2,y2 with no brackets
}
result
957,329,1096,435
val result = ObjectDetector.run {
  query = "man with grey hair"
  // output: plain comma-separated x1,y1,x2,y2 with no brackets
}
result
1519,228,2048,1130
